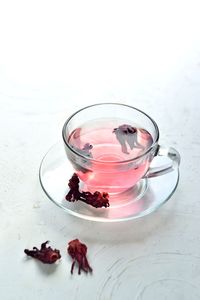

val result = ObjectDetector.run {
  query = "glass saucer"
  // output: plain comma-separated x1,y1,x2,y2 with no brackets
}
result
39,143,180,222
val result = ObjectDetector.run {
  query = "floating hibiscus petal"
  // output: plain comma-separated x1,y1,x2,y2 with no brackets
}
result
65,173,110,208
113,124,143,153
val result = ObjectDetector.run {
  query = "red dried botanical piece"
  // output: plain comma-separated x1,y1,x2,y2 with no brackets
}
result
68,239,93,275
24,241,61,264
80,191,109,208
65,173,81,201
65,173,110,208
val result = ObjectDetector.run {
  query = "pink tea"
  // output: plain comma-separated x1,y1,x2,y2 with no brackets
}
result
68,118,153,193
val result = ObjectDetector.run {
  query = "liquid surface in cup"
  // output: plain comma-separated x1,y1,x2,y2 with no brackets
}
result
68,118,154,193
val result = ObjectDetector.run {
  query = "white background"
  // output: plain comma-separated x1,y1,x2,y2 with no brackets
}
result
0,1,200,299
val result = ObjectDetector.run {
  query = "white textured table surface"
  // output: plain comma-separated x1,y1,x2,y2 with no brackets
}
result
0,1,200,299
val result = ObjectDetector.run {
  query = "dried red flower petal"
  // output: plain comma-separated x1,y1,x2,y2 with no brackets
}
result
68,239,92,275
113,124,142,154
80,191,110,208
65,173,80,201
24,241,61,264
65,173,110,208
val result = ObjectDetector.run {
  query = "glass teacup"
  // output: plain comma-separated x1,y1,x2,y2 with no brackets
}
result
62,103,180,194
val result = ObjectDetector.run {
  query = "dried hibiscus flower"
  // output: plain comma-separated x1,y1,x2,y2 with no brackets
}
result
113,124,142,154
68,239,92,275
24,241,61,264
65,173,110,208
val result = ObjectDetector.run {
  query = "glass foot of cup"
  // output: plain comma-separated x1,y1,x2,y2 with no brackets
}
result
80,179,148,208
39,143,180,222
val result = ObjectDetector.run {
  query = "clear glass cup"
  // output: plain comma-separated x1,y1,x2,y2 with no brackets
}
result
62,103,180,194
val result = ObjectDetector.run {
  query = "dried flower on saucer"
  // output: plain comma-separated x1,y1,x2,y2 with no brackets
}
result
65,173,110,208
113,124,142,154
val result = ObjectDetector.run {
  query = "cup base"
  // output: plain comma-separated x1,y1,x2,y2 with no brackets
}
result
81,180,148,208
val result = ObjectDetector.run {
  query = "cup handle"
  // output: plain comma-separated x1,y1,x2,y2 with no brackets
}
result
145,145,181,178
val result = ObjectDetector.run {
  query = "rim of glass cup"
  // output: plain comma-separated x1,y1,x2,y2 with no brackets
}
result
62,103,160,164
